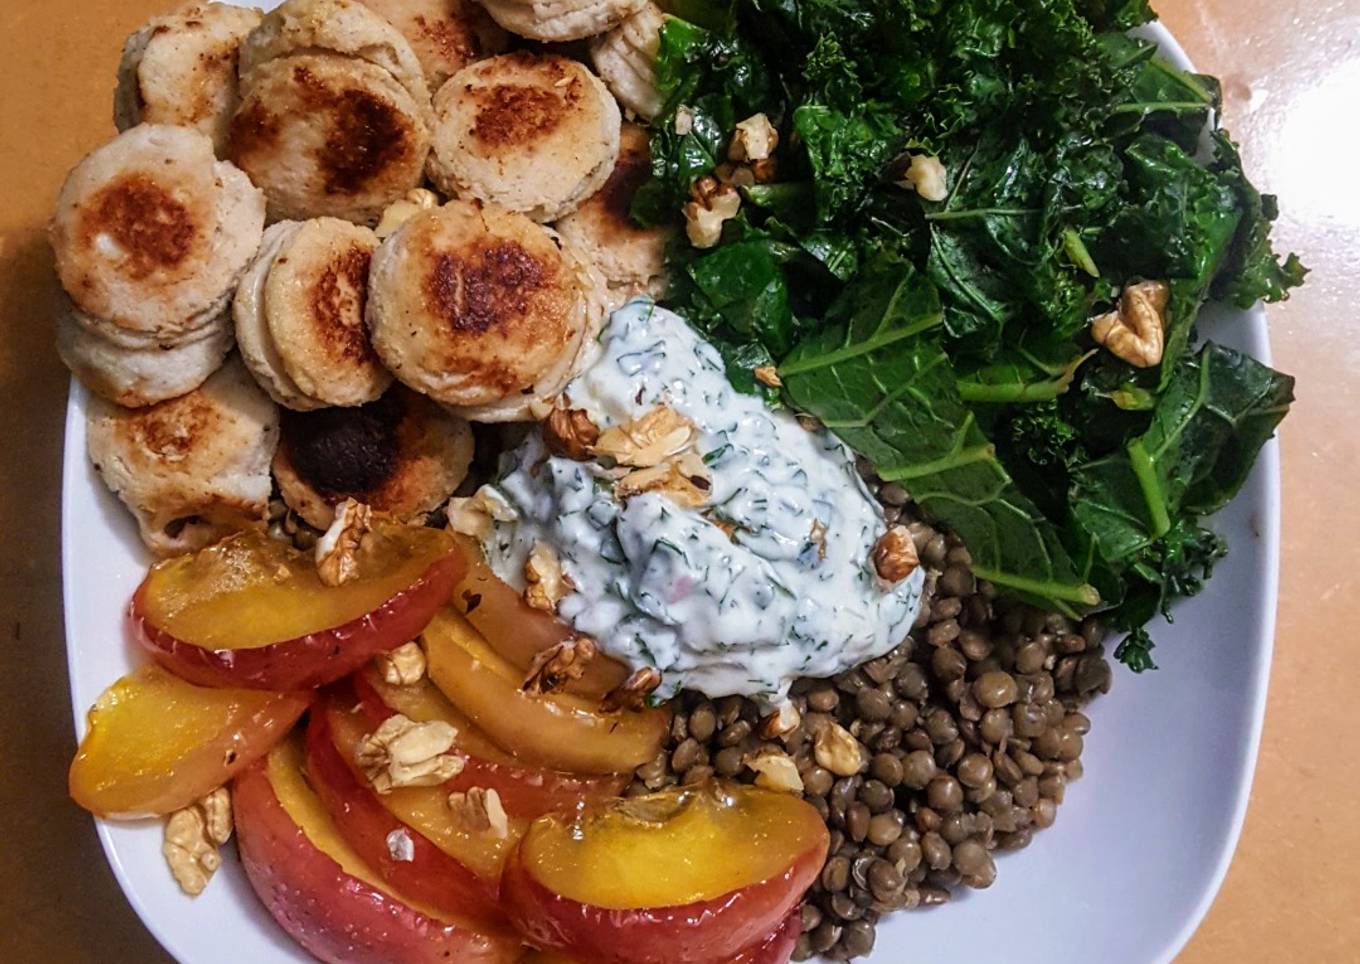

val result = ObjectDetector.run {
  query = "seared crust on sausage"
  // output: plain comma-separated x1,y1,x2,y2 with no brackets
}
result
554,122,670,297
50,124,265,340
85,355,278,556
356,0,508,91
229,53,432,224
366,199,603,420
239,0,432,123
114,2,262,155
264,218,389,406
427,52,620,222
272,385,474,528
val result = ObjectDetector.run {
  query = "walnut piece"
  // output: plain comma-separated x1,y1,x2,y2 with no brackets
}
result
354,714,465,794
543,403,601,460
754,365,782,388
729,113,779,163
814,721,866,777
1090,280,1170,368
759,700,803,740
808,519,828,563
684,177,741,249
897,153,949,202
446,486,518,540
377,641,426,686
595,405,698,468
315,498,372,587
522,635,598,695
601,666,662,712
448,787,509,838
674,106,694,136
616,451,712,508
523,541,572,613
386,828,415,862
746,748,804,794
163,787,232,896
872,524,919,584
374,188,440,239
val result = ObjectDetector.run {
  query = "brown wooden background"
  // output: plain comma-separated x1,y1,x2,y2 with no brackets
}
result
2,0,1357,959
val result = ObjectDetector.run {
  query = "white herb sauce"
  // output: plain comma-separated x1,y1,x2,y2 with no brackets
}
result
480,300,924,702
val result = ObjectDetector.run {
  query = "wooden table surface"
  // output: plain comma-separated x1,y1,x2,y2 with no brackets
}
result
2,0,1357,960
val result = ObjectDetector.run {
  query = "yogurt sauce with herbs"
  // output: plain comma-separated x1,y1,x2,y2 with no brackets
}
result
480,299,924,702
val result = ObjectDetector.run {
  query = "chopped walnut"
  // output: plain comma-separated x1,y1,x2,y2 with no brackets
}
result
674,106,694,136
595,405,698,468
872,525,919,584
386,828,415,862
684,177,741,249
759,700,802,740
1090,280,1170,368
376,641,426,686
543,402,600,460
808,519,828,562
749,157,778,184
616,451,713,508
897,153,949,202
315,498,372,587
523,541,572,613
814,721,866,777
163,787,232,896
746,748,804,794
446,486,518,540
522,635,598,695
448,787,509,838
374,188,440,239
729,113,779,163
754,365,782,388
354,714,465,794
601,666,662,712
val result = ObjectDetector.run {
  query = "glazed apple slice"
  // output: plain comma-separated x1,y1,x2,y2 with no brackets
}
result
68,664,308,818
305,699,516,928
500,783,828,964
234,736,520,964
450,534,629,699
354,668,629,816
422,607,668,775
133,523,464,690
519,909,799,964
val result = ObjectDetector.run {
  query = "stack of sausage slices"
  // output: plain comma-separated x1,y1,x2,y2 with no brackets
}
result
54,0,675,556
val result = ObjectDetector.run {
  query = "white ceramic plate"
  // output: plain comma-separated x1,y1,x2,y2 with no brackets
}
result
61,14,1280,964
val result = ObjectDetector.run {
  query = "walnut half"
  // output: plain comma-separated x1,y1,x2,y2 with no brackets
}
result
163,787,232,896
1090,280,1170,368
315,498,372,587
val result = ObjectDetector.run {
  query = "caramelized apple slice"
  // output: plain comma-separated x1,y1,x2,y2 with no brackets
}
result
133,524,464,689
501,783,828,964
355,669,629,816
519,911,799,964
451,534,628,699
306,699,515,928
68,665,307,818
422,608,668,775
234,737,520,963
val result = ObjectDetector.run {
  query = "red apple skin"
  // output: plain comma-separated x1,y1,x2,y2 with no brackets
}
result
351,674,629,818
499,837,827,964
728,908,800,964
305,706,509,929
134,551,464,690
233,754,519,964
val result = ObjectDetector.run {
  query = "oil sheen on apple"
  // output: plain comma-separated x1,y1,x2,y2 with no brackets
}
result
481,300,924,702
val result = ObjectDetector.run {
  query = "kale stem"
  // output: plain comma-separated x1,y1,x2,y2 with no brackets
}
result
1127,439,1173,538
969,566,1101,607
925,207,1038,222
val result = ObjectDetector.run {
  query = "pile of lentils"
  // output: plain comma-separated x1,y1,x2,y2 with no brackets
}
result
626,472,1114,962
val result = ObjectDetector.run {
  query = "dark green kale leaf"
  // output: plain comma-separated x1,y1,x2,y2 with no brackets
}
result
1070,341,1294,563
780,256,1100,615
792,104,903,223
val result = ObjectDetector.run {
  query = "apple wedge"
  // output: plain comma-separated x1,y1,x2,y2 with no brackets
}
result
68,664,308,818
519,908,800,964
450,534,629,699
305,699,515,928
422,607,668,775
234,736,521,964
500,783,828,964
133,524,463,690
354,668,629,817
